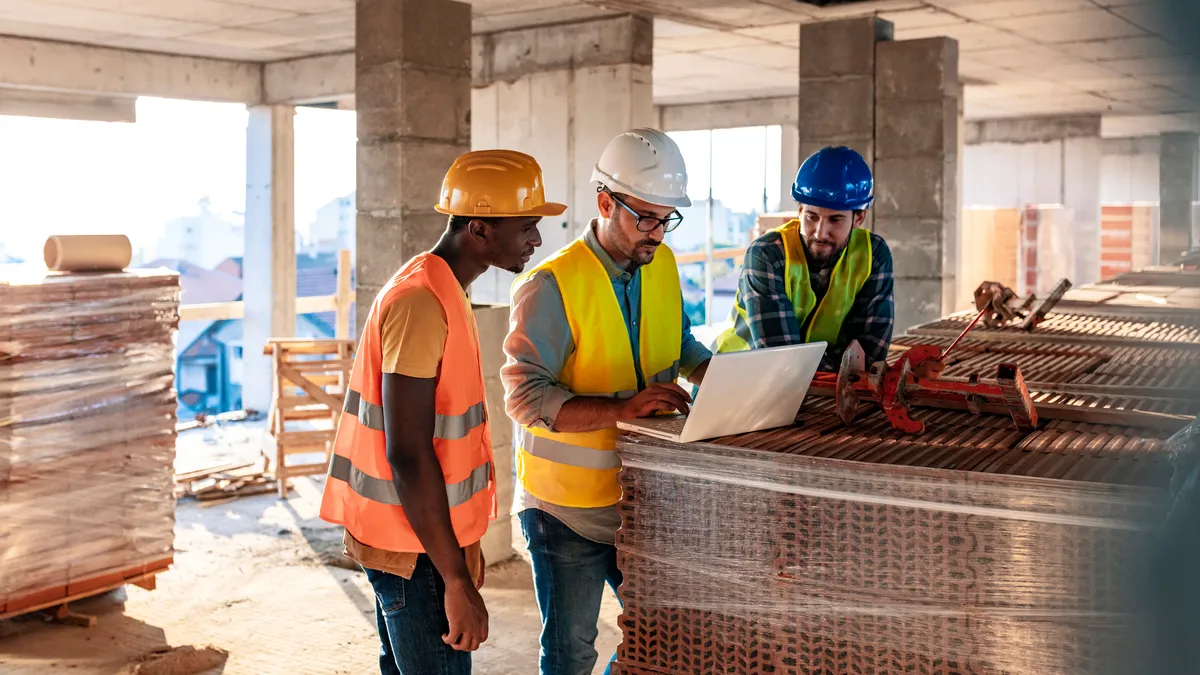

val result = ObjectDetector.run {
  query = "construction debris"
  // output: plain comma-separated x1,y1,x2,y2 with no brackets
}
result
175,409,260,433
173,459,289,502
121,645,229,675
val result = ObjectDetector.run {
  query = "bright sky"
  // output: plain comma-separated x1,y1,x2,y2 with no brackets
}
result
0,98,355,262
670,126,783,213
0,98,776,263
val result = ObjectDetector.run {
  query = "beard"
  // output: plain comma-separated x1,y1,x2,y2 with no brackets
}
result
802,236,848,269
615,224,659,266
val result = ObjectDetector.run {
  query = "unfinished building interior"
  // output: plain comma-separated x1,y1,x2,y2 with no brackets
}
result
2,0,1200,673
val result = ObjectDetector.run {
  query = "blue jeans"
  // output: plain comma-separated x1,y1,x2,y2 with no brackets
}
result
363,556,471,675
520,508,623,675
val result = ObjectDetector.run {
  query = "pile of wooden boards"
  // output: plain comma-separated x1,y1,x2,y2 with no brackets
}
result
173,460,288,503
0,268,179,618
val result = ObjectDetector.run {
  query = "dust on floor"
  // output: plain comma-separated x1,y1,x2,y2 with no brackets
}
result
0,424,621,675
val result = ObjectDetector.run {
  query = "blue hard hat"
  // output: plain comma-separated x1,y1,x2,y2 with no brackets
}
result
791,146,874,211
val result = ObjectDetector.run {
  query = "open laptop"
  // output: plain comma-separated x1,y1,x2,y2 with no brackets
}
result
616,341,827,443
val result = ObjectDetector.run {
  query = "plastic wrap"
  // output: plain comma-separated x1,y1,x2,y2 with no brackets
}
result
611,401,1177,675
0,267,180,616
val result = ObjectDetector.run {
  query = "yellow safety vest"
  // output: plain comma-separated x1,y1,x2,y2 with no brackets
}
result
715,221,872,353
513,237,682,508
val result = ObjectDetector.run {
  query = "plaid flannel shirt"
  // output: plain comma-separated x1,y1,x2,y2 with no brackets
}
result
736,230,895,372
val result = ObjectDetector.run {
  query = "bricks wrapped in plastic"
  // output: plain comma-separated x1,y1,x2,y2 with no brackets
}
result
0,267,180,616
611,398,1177,675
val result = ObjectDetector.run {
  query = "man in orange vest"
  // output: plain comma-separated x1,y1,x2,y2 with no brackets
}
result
320,150,566,675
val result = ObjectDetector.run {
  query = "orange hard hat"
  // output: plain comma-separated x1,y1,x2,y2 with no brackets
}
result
435,149,567,218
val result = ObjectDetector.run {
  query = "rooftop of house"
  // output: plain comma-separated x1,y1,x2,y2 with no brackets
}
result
141,250,356,358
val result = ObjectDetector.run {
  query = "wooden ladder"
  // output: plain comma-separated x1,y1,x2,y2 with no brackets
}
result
264,338,355,498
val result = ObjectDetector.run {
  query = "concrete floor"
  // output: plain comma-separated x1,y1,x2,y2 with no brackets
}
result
0,423,621,675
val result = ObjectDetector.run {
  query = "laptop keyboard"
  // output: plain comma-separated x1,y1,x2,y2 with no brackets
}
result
644,415,688,435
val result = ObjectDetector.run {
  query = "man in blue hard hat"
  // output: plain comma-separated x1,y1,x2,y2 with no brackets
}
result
714,146,895,371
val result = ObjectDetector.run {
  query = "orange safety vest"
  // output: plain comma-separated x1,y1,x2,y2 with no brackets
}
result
319,253,497,553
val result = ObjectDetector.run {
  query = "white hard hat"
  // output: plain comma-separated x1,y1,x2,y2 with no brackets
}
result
590,128,691,209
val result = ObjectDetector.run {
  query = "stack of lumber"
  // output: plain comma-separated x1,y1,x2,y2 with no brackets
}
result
173,460,286,502
0,267,179,617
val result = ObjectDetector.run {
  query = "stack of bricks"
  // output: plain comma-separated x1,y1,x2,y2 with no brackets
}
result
611,398,1173,675
0,268,180,617
611,261,1196,675
797,16,962,333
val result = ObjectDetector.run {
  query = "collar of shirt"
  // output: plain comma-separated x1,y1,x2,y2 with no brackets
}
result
584,219,636,282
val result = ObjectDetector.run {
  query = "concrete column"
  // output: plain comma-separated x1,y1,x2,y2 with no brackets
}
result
874,38,962,331
1159,132,1199,263
469,15,655,304
798,17,894,231
355,0,472,335
243,104,296,413
1063,135,1103,284
778,123,800,213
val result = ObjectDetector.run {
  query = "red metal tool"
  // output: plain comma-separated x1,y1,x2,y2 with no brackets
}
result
835,307,1039,435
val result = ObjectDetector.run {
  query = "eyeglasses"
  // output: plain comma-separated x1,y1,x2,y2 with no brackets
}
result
605,190,684,233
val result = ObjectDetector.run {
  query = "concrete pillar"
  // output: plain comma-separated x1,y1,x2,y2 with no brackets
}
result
797,17,961,332
355,0,472,335
1159,131,1199,263
778,123,800,213
1063,135,1103,284
243,104,296,413
354,0,515,564
469,15,655,303
874,38,962,331
797,17,894,231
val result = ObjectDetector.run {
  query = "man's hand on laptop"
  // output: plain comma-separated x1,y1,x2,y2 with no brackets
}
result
620,383,692,418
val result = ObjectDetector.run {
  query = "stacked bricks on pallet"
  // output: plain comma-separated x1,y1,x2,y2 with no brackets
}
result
612,398,1173,675
0,268,179,617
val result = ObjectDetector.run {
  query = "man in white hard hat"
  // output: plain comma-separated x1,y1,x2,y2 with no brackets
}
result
501,128,712,675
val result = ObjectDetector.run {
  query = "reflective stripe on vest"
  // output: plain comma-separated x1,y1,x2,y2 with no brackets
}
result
318,252,497,553
344,388,487,440
715,222,872,354
328,453,492,507
511,236,682,509
518,427,622,470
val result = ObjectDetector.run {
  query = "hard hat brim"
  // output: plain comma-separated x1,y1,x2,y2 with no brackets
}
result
592,170,693,209
434,201,568,218
793,193,874,212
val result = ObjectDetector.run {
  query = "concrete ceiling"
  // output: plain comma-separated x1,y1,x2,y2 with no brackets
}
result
0,0,1197,132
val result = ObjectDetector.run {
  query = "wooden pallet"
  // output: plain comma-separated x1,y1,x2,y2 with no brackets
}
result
264,338,355,498
0,556,173,622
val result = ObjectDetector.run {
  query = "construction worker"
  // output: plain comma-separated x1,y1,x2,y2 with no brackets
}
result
714,145,895,371
320,150,566,675
501,128,713,675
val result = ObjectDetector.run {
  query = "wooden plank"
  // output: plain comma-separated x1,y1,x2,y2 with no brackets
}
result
285,358,354,373
674,247,746,265
277,361,342,411
304,374,344,387
282,408,340,422
278,463,328,477
278,429,336,446
0,561,171,620
174,461,256,483
178,301,244,322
